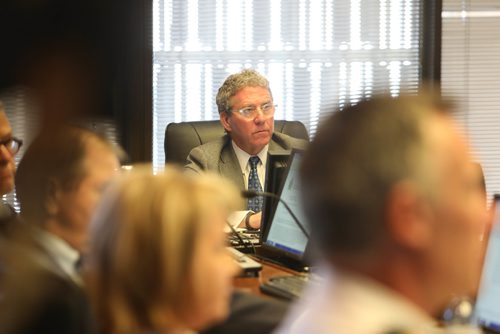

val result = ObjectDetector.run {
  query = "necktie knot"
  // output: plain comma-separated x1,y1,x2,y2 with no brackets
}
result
249,156,260,168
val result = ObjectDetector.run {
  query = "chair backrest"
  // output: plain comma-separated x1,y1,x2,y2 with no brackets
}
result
164,120,309,164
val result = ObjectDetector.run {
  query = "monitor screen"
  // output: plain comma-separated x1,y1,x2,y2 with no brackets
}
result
262,149,309,260
474,194,500,332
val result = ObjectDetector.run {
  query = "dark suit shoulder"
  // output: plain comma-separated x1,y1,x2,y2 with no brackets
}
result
0,203,18,237
0,257,96,334
201,291,289,334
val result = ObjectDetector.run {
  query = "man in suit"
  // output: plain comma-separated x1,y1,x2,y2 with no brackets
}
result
0,125,120,333
0,104,22,232
276,95,488,333
186,69,307,230
186,69,299,334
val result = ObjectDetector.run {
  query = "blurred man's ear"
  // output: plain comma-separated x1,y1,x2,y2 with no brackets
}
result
385,181,434,250
45,178,62,217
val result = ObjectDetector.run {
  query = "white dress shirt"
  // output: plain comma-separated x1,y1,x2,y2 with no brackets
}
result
275,265,442,334
231,141,269,190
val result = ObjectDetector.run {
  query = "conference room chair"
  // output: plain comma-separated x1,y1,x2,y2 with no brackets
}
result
164,120,309,164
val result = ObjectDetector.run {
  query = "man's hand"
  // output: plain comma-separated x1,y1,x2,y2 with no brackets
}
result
238,211,262,230
247,211,262,230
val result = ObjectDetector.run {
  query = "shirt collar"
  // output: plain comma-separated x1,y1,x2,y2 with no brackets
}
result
232,141,269,173
36,228,81,281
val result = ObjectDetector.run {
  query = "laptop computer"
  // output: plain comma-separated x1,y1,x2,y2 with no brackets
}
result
257,149,318,299
474,194,500,332
259,148,310,271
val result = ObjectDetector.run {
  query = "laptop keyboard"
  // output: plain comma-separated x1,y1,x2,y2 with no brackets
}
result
227,230,261,251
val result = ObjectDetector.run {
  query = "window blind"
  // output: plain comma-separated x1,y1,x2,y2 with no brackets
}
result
441,0,500,202
0,88,40,211
152,0,422,170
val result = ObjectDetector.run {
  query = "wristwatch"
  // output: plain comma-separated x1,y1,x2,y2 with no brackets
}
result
244,211,257,230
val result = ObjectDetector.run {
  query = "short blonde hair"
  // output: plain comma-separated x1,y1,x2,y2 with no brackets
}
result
86,165,241,334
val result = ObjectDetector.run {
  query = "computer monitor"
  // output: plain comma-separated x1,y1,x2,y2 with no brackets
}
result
261,150,291,233
474,194,500,333
260,149,310,271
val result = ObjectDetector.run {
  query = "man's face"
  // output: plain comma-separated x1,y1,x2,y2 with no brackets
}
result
220,86,274,155
54,139,119,253
0,111,16,195
425,114,487,301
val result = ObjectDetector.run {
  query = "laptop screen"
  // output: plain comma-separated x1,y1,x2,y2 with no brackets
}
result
262,149,309,259
474,194,500,332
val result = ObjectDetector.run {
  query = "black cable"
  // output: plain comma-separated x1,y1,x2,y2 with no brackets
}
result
241,190,310,239
225,221,256,255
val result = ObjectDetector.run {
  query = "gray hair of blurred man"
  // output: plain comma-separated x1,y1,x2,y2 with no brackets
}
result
216,68,272,115
300,94,452,259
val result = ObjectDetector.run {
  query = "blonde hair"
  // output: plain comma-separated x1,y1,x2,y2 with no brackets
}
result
86,165,241,333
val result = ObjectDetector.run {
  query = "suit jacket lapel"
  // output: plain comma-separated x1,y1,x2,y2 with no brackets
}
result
219,138,245,190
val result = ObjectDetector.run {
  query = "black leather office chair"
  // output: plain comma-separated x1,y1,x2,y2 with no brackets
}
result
164,120,309,164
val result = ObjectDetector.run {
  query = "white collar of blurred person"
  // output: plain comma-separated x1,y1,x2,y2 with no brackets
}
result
33,226,83,285
278,264,439,334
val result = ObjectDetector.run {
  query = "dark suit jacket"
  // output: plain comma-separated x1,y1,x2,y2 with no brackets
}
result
0,203,17,237
185,132,308,191
201,291,290,334
0,226,96,334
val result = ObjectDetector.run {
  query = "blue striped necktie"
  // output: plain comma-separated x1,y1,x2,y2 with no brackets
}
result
247,156,263,212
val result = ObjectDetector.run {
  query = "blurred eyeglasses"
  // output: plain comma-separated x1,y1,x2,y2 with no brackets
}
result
234,102,276,119
0,137,23,155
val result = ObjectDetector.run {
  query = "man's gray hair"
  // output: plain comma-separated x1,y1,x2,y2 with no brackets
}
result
300,94,451,257
216,69,271,114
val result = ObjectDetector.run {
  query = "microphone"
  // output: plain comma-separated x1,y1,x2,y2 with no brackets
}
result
241,190,309,239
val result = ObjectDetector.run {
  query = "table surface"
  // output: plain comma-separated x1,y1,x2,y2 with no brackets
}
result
233,254,300,298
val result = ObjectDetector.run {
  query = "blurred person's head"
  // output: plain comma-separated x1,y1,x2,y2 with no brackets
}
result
15,125,119,253
0,104,22,195
300,94,487,315
217,69,275,155
86,166,240,333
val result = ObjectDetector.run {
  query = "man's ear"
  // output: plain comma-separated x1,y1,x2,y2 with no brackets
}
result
385,181,434,250
219,112,232,133
45,178,62,216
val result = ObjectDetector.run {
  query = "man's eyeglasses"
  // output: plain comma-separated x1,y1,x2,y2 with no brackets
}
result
233,102,276,119
0,137,23,155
